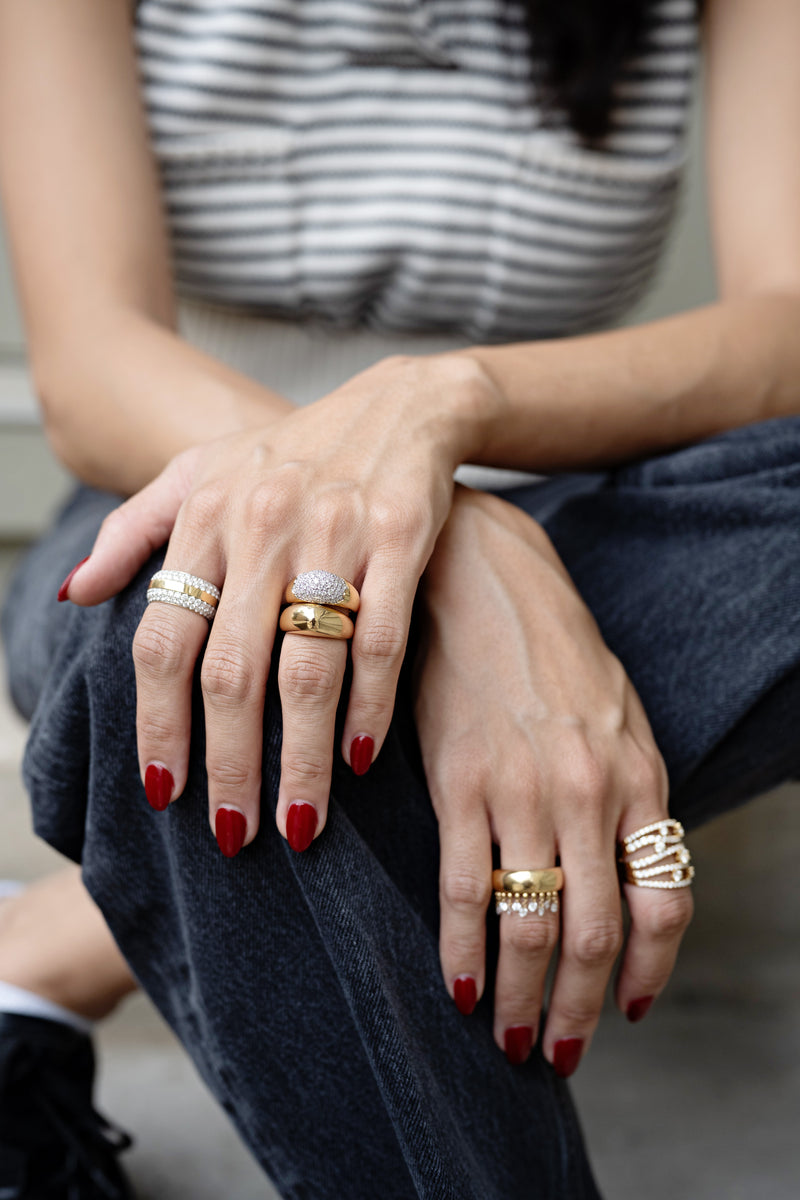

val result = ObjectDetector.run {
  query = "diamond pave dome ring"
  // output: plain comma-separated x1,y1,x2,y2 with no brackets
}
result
492,868,564,918
146,569,220,622
284,571,360,613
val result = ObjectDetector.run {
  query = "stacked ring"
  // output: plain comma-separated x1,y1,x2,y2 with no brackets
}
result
492,868,564,918
618,819,695,889
146,570,220,622
280,571,358,640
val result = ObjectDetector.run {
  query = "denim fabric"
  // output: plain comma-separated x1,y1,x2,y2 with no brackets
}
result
4,415,800,1199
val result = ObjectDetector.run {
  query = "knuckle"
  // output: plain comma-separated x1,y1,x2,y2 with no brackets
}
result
136,712,177,749
279,651,340,699
201,645,257,705
207,757,254,792
626,745,667,800
505,915,560,956
243,478,290,529
643,894,694,940
441,870,492,911
570,918,624,967
551,1000,601,1031
133,620,189,677
282,750,331,787
562,737,609,807
356,619,407,667
182,481,227,533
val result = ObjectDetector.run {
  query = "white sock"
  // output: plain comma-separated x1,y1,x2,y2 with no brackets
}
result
0,980,94,1036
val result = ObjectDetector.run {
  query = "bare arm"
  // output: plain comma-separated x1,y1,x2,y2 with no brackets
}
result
438,0,800,472
0,0,292,495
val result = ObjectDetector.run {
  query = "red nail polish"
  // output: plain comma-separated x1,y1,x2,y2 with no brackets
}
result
504,1026,533,1066
627,995,654,1023
215,808,247,858
57,556,90,603
553,1037,584,1078
286,802,318,852
453,976,477,1016
350,735,374,777
144,763,174,812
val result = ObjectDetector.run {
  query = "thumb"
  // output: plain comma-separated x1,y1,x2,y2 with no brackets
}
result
60,455,193,606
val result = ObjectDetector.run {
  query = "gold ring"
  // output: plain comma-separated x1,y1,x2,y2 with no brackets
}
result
492,868,563,894
279,602,355,640
618,818,695,889
492,867,563,919
146,569,220,622
284,571,360,612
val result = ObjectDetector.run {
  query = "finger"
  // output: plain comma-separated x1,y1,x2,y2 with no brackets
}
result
133,590,211,813
437,802,493,1017
614,835,694,1023
542,821,624,1079
276,629,348,851
341,553,422,777
62,455,191,606
493,813,559,1065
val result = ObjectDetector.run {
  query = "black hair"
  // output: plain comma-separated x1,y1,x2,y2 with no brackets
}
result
520,0,654,143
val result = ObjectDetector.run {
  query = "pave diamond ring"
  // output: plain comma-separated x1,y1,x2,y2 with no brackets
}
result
284,571,360,612
618,818,695,890
146,569,221,622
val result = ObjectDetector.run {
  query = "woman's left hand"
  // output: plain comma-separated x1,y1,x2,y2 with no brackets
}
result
412,484,693,1072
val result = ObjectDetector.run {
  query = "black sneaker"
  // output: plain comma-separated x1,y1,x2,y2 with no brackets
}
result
0,1012,134,1199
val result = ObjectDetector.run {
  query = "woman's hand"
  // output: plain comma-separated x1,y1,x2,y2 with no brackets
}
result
63,353,501,854
412,485,693,1072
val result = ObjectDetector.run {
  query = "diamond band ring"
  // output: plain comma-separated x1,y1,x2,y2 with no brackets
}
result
285,571,360,612
619,818,695,889
146,570,221,622
492,868,564,919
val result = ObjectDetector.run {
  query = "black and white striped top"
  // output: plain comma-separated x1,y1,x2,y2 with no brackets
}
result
133,0,698,342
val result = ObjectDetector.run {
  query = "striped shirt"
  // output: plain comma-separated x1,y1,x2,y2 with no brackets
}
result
133,0,698,342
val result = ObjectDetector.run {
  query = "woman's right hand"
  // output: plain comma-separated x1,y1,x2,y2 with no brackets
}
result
62,352,502,856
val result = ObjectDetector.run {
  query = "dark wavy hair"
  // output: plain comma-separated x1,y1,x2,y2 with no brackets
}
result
520,0,654,143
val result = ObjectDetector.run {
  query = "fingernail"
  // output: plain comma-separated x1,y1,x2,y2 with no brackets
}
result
57,556,90,603
286,802,318,852
504,1025,533,1066
553,1037,584,1078
144,763,174,812
627,995,654,1023
215,808,247,858
453,976,477,1016
350,734,374,776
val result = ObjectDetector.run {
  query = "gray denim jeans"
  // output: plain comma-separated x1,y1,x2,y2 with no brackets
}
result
4,416,800,1199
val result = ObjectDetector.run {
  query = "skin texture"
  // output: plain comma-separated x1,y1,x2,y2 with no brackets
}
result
0,0,798,1057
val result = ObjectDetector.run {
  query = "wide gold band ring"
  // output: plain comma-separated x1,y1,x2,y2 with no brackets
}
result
279,602,355,640
492,868,564,894
284,571,360,612
618,818,695,890
146,570,220,622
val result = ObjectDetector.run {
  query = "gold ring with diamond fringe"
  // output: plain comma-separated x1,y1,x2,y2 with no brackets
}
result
492,867,563,919
284,571,360,612
279,602,355,640
618,818,695,889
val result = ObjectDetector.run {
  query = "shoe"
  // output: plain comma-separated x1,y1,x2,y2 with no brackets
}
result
0,1011,135,1199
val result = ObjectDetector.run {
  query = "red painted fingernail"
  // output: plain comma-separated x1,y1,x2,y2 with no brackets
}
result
57,556,90,603
453,976,477,1016
144,763,174,812
627,995,655,1023
504,1026,533,1066
286,802,318,852
350,735,374,776
553,1037,584,1078
215,808,247,858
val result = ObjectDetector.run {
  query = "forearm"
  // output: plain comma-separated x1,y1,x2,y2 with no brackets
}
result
34,306,294,495
441,291,800,472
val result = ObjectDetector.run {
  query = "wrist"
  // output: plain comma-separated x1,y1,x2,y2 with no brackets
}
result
410,349,508,467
